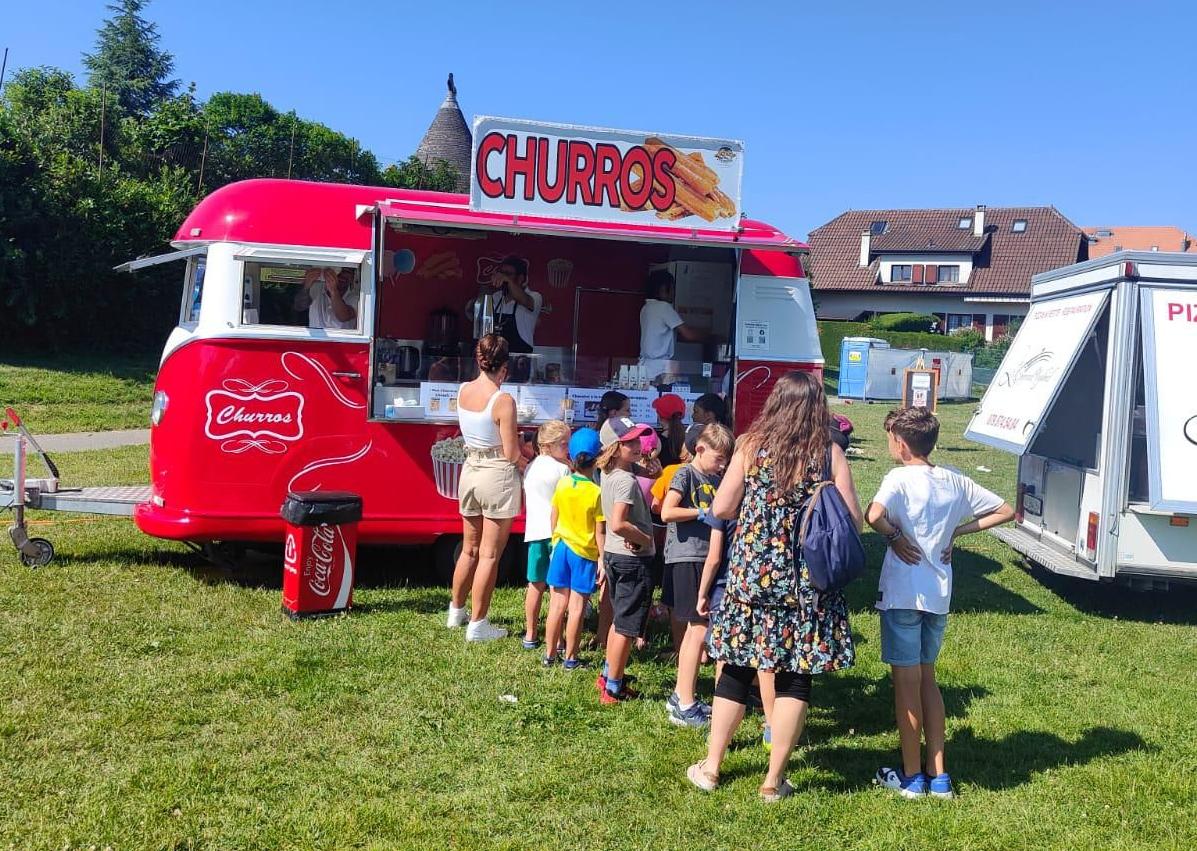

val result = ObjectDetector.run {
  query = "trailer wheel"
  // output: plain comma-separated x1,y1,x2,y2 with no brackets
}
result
20,537,54,569
433,535,463,586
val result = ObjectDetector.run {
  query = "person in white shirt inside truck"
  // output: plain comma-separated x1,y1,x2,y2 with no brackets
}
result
490,255,543,354
639,269,709,382
298,266,358,330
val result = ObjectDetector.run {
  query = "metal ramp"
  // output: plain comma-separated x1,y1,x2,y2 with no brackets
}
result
3,407,148,567
991,525,1100,582
31,485,149,516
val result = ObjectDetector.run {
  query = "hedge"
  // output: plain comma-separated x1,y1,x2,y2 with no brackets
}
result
818,321,969,370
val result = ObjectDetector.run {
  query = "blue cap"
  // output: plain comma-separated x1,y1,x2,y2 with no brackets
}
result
568,427,602,462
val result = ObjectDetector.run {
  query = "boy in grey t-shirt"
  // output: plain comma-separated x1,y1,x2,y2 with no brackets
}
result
660,423,735,728
597,417,657,705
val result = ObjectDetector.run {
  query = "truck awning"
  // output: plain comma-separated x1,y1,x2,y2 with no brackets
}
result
965,289,1110,454
360,199,805,253
114,245,207,273
232,246,367,266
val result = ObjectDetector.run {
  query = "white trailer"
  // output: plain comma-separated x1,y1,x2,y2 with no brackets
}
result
965,251,1197,587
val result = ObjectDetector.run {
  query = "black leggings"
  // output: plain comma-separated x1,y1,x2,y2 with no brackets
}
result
714,664,812,704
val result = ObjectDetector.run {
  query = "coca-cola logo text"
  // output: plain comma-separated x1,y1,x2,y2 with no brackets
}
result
307,524,337,597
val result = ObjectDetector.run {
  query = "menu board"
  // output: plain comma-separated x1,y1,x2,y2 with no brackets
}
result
421,382,459,417
625,390,659,424
518,385,568,423
675,391,705,425
566,388,607,425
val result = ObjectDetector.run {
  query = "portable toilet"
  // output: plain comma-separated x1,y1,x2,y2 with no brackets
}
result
837,337,890,398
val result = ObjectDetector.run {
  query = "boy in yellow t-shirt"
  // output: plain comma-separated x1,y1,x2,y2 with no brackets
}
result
543,428,606,669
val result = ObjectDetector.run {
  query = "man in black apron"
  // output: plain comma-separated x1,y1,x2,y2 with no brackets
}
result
491,255,542,355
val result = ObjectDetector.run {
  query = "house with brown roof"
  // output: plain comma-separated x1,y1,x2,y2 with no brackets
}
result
807,205,1087,340
1083,226,1193,258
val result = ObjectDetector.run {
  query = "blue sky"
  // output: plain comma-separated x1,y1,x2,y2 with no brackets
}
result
7,1,1196,239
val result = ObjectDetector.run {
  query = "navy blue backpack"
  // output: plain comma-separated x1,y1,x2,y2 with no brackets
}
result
797,457,866,594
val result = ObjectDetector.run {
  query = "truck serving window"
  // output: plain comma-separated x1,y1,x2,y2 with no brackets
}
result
241,261,362,332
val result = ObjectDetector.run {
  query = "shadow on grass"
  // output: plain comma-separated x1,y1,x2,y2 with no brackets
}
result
842,541,1043,616
810,672,990,739
0,351,158,384
809,725,1149,791
1029,565,1197,625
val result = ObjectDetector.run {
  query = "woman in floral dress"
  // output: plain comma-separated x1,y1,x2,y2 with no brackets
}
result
687,371,863,801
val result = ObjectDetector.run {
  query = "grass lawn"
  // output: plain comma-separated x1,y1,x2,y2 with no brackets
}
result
2,402,1196,849
0,353,158,434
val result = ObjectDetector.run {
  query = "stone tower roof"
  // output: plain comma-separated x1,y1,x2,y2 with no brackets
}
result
415,73,472,193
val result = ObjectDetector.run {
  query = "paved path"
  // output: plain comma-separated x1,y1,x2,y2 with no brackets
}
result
1,429,150,453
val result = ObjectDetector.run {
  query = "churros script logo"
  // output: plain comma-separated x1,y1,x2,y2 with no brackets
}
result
204,379,304,454
475,132,737,223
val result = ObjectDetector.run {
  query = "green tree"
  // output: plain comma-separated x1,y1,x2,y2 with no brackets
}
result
82,0,178,116
381,155,459,192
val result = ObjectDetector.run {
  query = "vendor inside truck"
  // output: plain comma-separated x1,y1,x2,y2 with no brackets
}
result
638,268,711,382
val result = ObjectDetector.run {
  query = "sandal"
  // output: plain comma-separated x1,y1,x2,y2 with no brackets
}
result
759,778,794,803
686,760,720,792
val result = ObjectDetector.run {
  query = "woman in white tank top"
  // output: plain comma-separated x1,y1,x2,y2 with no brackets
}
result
447,334,525,643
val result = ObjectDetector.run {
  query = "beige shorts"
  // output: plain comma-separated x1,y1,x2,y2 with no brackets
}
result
458,455,522,520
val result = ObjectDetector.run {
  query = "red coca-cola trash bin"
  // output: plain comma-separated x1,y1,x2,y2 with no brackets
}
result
280,491,363,619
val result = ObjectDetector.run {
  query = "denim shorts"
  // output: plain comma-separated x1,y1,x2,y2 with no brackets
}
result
879,608,949,666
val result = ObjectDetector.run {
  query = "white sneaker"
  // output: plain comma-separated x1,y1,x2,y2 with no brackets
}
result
447,605,469,628
465,618,508,642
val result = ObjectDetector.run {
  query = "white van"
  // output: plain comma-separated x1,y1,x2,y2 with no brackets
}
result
966,251,1197,587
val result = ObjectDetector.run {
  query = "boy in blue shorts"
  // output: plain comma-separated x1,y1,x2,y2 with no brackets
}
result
542,428,605,669
866,407,1013,799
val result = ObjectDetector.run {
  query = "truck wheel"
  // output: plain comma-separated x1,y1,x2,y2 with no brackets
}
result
20,537,54,569
433,535,463,586
201,541,248,571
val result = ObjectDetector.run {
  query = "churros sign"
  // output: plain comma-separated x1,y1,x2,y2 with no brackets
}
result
470,117,743,229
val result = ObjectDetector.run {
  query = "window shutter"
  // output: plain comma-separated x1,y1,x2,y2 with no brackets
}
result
913,264,924,284
926,264,938,284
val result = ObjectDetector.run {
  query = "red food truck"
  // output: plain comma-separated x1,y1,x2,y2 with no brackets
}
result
5,118,822,575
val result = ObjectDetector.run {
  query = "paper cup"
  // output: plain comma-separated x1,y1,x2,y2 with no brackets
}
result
433,458,463,500
547,258,573,289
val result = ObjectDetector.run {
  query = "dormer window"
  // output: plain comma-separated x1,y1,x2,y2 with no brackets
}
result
1096,229,1114,237
958,217,971,229
1012,219,1028,233
870,220,888,236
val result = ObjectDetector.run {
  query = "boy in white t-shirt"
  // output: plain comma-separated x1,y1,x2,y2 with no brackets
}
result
866,407,1014,800
521,421,572,650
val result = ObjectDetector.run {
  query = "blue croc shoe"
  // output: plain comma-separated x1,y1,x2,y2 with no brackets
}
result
874,767,928,799
521,637,541,650
928,773,955,799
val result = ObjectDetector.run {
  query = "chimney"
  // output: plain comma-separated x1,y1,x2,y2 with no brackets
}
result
973,205,986,237
859,230,871,267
